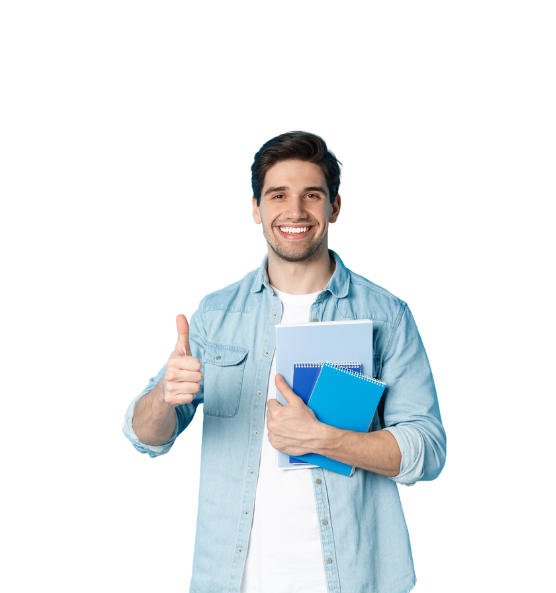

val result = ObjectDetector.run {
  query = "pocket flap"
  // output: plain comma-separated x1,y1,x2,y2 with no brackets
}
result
202,342,249,366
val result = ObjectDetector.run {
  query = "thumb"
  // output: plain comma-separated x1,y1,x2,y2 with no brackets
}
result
275,373,299,403
175,314,192,356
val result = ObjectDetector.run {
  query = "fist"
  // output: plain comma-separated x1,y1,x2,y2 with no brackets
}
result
162,314,203,406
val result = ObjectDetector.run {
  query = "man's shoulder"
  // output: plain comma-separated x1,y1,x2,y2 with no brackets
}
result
348,268,405,304
343,268,408,325
198,267,262,314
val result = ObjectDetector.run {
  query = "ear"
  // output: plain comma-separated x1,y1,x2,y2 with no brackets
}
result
252,196,262,225
328,194,344,224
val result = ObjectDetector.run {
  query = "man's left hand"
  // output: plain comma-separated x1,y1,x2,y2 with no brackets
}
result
266,374,324,456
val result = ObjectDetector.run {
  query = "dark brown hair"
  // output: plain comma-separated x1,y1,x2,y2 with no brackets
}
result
251,131,342,205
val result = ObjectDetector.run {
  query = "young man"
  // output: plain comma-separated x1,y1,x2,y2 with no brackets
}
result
123,131,446,593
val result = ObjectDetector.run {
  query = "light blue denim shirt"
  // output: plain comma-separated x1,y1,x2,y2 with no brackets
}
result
123,251,446,593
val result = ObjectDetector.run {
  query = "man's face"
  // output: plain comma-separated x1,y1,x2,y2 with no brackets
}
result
252,160,341,263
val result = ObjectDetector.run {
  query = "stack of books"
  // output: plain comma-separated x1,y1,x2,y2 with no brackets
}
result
275,320,386,477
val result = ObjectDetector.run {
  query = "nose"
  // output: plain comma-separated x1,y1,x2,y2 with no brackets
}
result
284,195,308,221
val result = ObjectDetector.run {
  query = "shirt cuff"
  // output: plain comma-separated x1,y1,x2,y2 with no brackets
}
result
120,392,178,459
383,425,425,486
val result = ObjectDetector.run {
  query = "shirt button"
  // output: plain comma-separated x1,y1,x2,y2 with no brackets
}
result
326,558,332,564
322,519,328,525
244,510,249,515
312,318,318,322
257,390,262,396
273,313,277,317
253,430,259,435
237,548,242,553
216,355,221,360
264,351,269,356
249,470,254,474
315,479,322,484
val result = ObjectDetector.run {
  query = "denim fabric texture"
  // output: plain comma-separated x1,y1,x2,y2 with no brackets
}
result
122,251,446,593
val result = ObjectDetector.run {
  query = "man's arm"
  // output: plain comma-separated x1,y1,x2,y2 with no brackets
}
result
132,380,179,445
268,374,401,477
131,314,202,445
311,424,401,477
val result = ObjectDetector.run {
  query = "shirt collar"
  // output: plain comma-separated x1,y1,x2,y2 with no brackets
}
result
250,249,349,299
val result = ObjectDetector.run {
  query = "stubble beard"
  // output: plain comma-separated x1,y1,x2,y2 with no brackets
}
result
263,222,328,263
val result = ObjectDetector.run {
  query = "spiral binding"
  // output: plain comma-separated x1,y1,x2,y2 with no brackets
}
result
294,361,360,368
322,362,385,386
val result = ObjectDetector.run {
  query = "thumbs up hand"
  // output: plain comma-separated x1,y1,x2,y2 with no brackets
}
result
162,314,203,406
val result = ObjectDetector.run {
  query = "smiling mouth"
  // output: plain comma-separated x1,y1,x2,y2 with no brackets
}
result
275,225,315,239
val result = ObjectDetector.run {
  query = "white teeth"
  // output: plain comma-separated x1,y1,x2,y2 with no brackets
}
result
280,226,309,234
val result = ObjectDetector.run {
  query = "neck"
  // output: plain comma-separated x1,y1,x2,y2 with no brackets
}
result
266,242,336,295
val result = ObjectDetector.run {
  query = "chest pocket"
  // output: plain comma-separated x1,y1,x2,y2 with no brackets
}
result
202,342,249,418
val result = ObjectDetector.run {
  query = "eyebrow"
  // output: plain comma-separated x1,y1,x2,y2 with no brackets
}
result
263,185,328,197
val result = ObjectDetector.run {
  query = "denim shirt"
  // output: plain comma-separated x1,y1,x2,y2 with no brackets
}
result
123,251,446,593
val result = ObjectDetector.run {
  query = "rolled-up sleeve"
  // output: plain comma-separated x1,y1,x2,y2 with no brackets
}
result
120,363,179,459
379,304,446,484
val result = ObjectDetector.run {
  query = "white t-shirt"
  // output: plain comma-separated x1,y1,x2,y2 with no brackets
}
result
239,287,327,593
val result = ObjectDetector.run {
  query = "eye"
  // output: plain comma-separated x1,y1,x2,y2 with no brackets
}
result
274,194,319,199
272,194,320,201
306,193,319,199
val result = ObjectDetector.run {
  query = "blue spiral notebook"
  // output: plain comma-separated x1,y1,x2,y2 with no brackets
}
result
290,362,386,476
288,361,361,466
